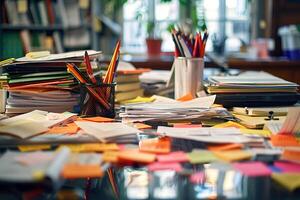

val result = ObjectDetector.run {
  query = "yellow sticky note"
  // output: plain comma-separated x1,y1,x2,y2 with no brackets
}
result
59,144,84,152
272,173,300,191
103,151,120,163
18,145,51,152
240,128,272,138
81,143,119,152
121,96,155,104
213,121,246,129
213,150,253,162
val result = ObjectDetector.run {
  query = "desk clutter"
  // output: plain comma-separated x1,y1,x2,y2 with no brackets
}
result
0,91,299,198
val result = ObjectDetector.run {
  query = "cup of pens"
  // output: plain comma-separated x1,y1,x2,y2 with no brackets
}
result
171,30,208,99
80,82,116,118
174,57,204,99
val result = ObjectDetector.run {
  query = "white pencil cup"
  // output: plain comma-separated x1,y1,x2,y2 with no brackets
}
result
174,57,204,99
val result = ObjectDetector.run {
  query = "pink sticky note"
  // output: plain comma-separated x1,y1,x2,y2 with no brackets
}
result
233,162,272,177
148,162,182,172
274,161,300,173
189,172,205,184
157,151,188,163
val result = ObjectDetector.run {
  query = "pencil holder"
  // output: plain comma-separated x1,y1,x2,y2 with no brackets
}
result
174,57,204,99
80,82,116,118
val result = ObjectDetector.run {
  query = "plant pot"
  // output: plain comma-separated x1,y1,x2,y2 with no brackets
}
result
146,38,162,56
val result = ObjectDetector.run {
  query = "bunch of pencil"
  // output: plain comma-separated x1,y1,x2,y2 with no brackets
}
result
171,29,208,58
66,40,120,116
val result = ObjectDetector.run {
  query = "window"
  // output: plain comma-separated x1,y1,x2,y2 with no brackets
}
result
196,0,250,52
122,0,250,54
123,0,179,53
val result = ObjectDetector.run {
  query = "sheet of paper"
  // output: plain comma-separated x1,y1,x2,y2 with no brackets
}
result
233,162,272,177
213,150,253,162
187,150,218,164
75,121,141,141
156,151,188,163
272,173,300,191
157,126,256,143
147,162,182,172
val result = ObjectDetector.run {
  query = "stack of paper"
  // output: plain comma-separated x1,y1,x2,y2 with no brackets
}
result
119,95,230,123
205,71,298,94
2,50,101,115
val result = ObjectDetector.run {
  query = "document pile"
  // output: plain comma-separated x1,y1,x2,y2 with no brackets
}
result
120,95,233,123
1,50,101,115
204,71,299,107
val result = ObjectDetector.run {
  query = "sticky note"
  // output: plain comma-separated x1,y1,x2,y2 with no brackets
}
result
156,151,188,163
272,173,300,191
213,150,253,162
233,162,272,177
147,162,182,172
187,150,218,164
189,172,205,184
62,164,103,179
281,150,300,163
176,93,193,101
139,136,171,154
213,121,246,129
18,145,51,152
118,149,156,163
133,123,152,129
207,143,244,151
270,135,300,147
81,143,119,152
58,144,84,152
103,151,120,163
77,116,114,122
274,161,300,173
45,125,78,135
240,129,272,138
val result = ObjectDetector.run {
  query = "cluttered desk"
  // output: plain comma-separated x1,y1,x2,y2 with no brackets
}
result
0,38,300,200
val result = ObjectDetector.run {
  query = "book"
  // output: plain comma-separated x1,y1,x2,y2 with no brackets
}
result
116,88,144,102
116,82,141,92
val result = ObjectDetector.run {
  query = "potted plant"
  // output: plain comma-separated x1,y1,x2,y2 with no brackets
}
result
145,21,162,56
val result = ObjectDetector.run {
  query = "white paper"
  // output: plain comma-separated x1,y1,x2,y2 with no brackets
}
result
75,121,141,141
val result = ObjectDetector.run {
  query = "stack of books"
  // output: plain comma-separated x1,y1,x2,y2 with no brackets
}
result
204,71,299,107
115,70,145,103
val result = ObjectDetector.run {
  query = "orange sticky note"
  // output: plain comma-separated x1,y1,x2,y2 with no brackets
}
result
213,121,246,129
207,143,244,151
103,151,120,163
271,135,300,147
118,149,156,163
46,124,78,135
281,150,300,163
77,116,114,122
139,136,171,154
133,123,152,129
213,150,253,162
81,143,119,152
62,164,103,179
176,93,194,101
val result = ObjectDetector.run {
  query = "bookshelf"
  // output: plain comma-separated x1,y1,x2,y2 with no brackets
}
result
0,0,101,60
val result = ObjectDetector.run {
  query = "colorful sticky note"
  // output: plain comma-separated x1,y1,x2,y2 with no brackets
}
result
240,129,272,138
187,150,218,164
18,145,51,152
62,164,103,179
45,124,78,135
176,93,194,101
281,150,300,163
213,121,246,129
270,135,300,147
233,162,272,177
118,149,156,163
147,162,182,172
77,116,114,122
58,144,84,152
133,123,152,129
103,151,120,163
207,143,244,151
274,161,300,173
272,173,300,191
139,136,171,154
189,172,205,184
156,151,188,163
213,150,253,162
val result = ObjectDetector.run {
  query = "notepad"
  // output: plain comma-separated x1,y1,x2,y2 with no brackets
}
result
272,173,300,191
187,150,218,164
233,162,272,177
139,136,171,154
213,150,253,162
156,151,188,163
147,162,183,172
118,149,156,163
274,161,300,173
